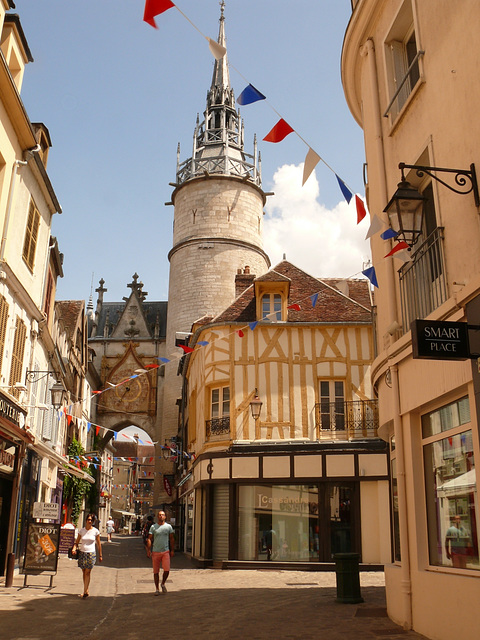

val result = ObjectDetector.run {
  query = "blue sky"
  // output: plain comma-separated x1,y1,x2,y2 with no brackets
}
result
18,1,368,303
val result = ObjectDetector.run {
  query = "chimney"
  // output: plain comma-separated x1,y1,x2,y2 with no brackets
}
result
235,266,255,297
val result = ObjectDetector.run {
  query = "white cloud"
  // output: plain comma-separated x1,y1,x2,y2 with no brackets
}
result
263,164,371,279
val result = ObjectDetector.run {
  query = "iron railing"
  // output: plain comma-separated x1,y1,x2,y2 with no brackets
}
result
206,416,230,438
398,227,447,333
315,400,379,439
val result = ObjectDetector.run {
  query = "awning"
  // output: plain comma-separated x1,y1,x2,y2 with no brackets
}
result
112,509,137,517
438,469,477,496
29,440,95,484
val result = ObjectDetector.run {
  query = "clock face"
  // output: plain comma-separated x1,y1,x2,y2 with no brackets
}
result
114,377,146,404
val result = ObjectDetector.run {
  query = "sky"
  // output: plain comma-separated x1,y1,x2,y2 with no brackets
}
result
17,0,369,304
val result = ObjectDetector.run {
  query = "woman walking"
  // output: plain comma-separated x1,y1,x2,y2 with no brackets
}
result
71,513,102,598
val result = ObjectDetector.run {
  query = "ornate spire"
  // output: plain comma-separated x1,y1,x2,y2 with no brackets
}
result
175,2,261,187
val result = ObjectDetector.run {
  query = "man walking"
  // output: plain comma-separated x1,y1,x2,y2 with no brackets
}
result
147,510,175,595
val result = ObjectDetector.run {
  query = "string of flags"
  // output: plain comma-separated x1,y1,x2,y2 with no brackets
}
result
140,1,413,292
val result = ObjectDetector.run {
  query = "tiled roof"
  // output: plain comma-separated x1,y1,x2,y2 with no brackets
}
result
214,260,372,324
55,300,84,340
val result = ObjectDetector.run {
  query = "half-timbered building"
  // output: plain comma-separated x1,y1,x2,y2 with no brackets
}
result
179,261,390,567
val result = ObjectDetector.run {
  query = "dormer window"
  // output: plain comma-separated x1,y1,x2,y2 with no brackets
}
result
261,293,282,322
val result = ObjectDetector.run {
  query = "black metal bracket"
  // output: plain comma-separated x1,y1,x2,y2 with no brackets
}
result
399,162,480,208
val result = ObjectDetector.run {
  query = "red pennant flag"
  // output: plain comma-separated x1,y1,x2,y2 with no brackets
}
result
96,426,100,436
179,344,194,353
67,415,72,426
288,304,301,311
355,195,367,224
263,118,294,143
92,390,102,395
237,329,244,337
145,364,159,369
143,0,175,28
384,241,409,258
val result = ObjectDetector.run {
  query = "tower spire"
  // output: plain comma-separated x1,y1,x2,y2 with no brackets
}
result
175,1,261,187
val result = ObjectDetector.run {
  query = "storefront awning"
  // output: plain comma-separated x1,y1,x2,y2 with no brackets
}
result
29,440,95,484
112,509,137,517
438,469,477,496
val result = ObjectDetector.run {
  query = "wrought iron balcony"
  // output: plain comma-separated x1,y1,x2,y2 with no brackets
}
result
315,400,379,440
398,227,447,333
206,416,231,439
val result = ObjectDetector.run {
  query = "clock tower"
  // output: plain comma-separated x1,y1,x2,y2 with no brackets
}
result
158,3,270,502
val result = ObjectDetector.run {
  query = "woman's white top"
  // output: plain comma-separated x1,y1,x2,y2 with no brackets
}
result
78,526,100,553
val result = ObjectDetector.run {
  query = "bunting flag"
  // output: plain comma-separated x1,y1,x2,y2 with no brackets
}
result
87,422,91,432
179,344,194,353
288,304,301,311
393,249,413,263
145,364,159,369
249,321,258,331
237,329,244,337
380,228,399,240
384,241,410,258
336,175,353,203
355,195,367,224
310,292,319,308
365,214,385,239
197,341,209,346
302,148,321,186
237,84,266,106
263,118,294,143
158,357,170,363
143,0,175,28
96,426,100,436
362,266,379,288
208,38,227,60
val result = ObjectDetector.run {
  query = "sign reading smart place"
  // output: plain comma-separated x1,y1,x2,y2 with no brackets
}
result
411,319,470,360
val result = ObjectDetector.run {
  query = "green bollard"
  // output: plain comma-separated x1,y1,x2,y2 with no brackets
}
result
334,552,364,603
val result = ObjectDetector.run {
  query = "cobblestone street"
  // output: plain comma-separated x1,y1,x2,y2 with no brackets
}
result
0,535,427,640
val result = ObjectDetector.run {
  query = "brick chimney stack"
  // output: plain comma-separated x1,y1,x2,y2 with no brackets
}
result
235,266,255,297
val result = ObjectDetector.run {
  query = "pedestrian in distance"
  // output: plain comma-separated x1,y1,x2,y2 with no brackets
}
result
106,515,115,542
146,510,174,595
143,515,154,551
71,513,102,598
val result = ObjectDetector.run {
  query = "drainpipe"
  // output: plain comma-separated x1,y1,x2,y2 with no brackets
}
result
360,39,398,328
360,40,412,628
391,364,412,629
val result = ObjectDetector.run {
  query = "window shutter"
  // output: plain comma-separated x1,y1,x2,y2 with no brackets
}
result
9,317,26,398
0,295,9,376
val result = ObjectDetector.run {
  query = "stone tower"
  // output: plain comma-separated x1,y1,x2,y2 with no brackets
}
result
158,4,270,496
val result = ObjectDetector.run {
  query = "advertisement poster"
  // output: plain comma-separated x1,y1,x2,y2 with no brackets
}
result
59,528,76,554
23,522,60,573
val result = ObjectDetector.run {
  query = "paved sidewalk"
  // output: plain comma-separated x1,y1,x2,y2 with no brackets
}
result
0,535,427,640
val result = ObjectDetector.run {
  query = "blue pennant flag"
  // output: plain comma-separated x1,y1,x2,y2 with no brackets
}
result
336,175,353,203
158,357,170,363
310,292,319,308
380,228,399,240
362,266,379,288
237,84,266,106
249,321,259,331
87,422,91,432
197,341,209,346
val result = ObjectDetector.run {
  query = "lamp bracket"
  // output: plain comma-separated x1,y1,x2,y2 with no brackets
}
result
399,162,480,207
25,370,57,384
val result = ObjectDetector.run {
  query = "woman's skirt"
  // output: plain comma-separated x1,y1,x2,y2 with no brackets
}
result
77,551,96,570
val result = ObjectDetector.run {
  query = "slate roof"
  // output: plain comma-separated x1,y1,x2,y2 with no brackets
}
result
213,260,372,324
90,301,167,339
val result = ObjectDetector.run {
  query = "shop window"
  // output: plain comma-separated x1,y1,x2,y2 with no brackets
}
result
206,385,230,438
261,293,283,322
0,295,9,377
22,200,40,272
422,397,479,570
384,1,423,120
8,316,26,399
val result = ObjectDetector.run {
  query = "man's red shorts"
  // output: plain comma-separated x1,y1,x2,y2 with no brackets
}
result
152,551,170,573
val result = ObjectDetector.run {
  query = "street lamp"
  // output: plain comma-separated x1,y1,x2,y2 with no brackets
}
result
384,162,480,248
50,381,66,410
250,389,263,420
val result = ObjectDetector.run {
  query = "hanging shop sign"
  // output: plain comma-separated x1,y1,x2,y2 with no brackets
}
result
411,319,470,360
32,502,60,520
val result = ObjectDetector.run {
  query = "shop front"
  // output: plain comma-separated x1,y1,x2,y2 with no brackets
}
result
187,444,390,569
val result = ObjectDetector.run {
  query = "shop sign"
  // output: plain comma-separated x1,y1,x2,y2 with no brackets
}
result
411,319,470,360
0,391,26,428
23,522,60,573
59,528,76,554
0,439,16,475
32,502,60,520
164,475,172,496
